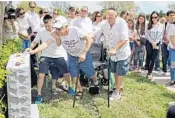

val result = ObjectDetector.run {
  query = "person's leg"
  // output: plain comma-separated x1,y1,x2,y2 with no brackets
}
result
162,43,169,73
170,48,175,82
35,57,50,103
146,42,153,74
80,53,97,85
22,40,27,49
144,40,149,70
68,55,83,92
110,58,130,100
148,49,159,79
138,51,144,72
133,50,138,69
155,48,160,71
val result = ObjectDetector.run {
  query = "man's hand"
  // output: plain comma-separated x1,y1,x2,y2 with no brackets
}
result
26,48,36,55
108,48,116,56
78,52,86,62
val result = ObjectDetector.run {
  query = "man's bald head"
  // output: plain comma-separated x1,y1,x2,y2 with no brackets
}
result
106,8,117,25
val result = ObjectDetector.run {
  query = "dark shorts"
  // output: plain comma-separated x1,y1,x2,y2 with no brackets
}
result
111,58,130,76
39,57,68,79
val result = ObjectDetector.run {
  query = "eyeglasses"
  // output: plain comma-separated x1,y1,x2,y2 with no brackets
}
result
81,10,87,13
152,16,158,19
19,12,25,15
30,6,35,8
96,15,102,17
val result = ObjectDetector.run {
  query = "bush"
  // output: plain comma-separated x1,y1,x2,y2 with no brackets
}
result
0,39,22,117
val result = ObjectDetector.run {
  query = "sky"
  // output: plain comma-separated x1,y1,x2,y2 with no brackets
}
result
12,1,175,14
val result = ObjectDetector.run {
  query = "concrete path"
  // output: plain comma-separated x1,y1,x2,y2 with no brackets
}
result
139,70,175,92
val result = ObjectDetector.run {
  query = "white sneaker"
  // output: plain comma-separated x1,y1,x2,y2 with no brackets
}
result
110,91,121,101
163,72,167,76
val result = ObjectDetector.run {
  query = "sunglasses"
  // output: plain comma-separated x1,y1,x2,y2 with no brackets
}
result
152,16,158,19
96,15,102,17
19,12,25,15
30,6,35,8
44,12,48,14
81,10,87,13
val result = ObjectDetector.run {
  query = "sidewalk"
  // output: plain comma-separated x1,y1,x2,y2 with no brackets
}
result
138,70,175,92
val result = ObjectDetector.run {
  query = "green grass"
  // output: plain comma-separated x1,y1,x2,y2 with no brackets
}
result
38,72,175,118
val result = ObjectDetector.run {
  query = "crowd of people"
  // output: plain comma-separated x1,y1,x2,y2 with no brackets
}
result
2,1,175,104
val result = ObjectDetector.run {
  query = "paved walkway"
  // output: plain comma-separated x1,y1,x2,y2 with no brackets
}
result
139,70,175,92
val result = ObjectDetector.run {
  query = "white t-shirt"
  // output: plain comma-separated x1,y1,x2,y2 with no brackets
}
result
34,29,67,59
60,26,86,57
17,17,30,35
95,17,131,62
168,24,175,49
128,29,135,42
25,11,41,32
93,21,105,43
73,17,93,34
67,17,77,26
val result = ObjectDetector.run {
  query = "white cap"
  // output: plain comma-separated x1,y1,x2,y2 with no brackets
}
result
53,16,68,28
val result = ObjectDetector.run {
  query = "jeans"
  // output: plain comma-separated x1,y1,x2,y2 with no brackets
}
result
22,39,31,49
133,51,144,68
146,41,160,74
161,43,169,72
169,48,175,81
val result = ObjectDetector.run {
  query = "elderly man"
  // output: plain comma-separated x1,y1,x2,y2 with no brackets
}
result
94,8,131,100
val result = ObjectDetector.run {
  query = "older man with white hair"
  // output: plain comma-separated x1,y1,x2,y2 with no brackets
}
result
94,8,131,100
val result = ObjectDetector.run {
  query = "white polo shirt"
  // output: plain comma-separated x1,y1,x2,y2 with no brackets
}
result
168,24,175,49
60,26,86,57
73,16,93,34
25,11,41,33
34,29,67,59
95,17,131,62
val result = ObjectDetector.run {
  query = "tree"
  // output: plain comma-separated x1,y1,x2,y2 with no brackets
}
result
98,1,140,14
17,1,41,13
159,10,166,17
168,3,175,11
49,1,70,12
0,1,6,44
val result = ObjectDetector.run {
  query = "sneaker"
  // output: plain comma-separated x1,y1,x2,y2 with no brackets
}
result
35,95,42,104
52,89,58,95
68,87,75,95
110,91,121,101
166,81,175,87
94,80,99,86
155,68,161,72
163,72,167,76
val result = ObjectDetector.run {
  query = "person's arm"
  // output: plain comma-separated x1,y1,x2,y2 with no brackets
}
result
28,40,54,54
51,31,61,46
169,26,175,48
81,35,94,54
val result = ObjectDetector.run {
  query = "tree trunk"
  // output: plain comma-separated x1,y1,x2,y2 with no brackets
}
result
0,2,5,45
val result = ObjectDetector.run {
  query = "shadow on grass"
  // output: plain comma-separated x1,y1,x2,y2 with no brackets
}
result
161,91,175,99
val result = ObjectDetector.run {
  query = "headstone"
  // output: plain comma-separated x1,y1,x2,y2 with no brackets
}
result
6,53,31,118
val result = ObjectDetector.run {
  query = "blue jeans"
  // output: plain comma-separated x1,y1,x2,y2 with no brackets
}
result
22,39,31,49
169,48,175,81
68,52,95,79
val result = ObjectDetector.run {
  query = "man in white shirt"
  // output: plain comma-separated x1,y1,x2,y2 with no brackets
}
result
25,1,41,68
27,15,73,104
67,7,77,26
162,10,175,76
73,6,93,36
166,16,175,86
94,8,131,100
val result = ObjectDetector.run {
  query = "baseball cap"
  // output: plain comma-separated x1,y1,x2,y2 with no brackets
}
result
53,16,68,28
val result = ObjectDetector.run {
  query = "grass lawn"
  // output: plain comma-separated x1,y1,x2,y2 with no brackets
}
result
38,72,175,118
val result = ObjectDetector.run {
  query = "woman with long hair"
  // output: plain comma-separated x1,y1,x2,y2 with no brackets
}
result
145,11,164,80
134,13,147,72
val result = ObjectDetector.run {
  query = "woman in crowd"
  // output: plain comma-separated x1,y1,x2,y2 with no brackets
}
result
145,11,164,80
134,13,147,72
127,19,136,69
16,8,30,49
